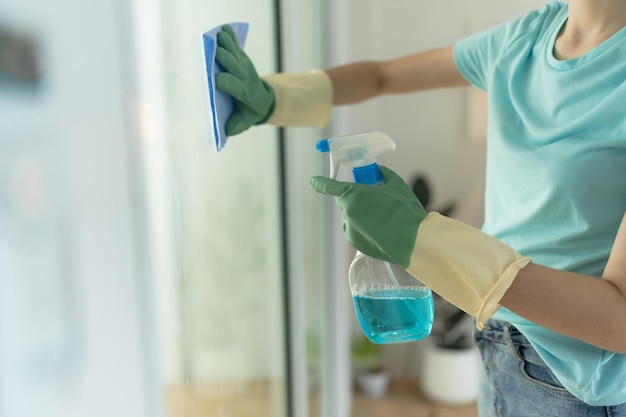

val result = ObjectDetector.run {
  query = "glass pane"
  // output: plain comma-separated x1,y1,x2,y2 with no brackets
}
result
135,0,288,416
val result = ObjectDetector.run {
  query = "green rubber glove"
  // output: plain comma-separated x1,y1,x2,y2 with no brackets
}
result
310,165,426,268
312,164,532,329
215,25,276,136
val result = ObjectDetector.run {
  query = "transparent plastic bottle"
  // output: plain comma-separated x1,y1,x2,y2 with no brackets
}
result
316,131,434,344
350,253,433,343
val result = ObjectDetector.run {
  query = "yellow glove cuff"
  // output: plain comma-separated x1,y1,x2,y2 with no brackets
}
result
405,213,531,330
262,70,332,128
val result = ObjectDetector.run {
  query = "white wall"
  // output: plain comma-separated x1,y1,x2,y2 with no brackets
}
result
328,0,549,379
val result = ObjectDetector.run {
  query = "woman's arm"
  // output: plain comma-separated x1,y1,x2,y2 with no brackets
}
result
325,46,469,105
501,212,626,353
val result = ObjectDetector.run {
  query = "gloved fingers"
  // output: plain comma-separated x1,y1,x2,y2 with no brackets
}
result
378,165,427,209
215,73,248,102
221,24,238,40
225,110,249,136
215,47,246,79
341,219,388,263
378,165,405,185
310,176,352,197
342,221,360,250
217,26,242,58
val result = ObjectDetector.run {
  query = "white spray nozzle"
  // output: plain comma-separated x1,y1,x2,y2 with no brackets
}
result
315,131,396,183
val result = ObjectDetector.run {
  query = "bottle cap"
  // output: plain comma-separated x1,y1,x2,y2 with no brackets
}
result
353,163,382,185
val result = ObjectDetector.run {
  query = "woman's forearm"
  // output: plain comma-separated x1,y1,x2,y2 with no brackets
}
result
501,262,626,353
325,46,469,105
502,213,626,352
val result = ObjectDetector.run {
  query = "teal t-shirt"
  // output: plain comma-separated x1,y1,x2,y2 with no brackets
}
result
454,1,626,406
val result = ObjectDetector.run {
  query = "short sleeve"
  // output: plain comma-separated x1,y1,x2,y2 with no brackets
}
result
453,4,558,91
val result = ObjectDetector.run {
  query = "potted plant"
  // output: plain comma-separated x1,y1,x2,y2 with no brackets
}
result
351,335,390,398
420,293,480,405
411,174,480,405
429,293,475,349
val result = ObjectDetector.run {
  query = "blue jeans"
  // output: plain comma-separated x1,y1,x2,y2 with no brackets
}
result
474,320,626,417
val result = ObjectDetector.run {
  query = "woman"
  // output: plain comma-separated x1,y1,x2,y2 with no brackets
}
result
215,1,626,414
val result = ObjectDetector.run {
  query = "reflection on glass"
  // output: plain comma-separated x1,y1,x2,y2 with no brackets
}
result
0,23,42,92
138,0,288,416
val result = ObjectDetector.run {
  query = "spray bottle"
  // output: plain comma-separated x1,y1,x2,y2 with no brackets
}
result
316,131,434,344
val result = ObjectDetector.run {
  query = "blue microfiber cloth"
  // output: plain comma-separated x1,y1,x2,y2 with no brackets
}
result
202,22,249,152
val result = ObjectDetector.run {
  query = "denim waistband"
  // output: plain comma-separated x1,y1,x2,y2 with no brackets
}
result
475,319,532,347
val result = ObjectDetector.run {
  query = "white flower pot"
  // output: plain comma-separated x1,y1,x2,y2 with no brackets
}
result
421,343,480,406
356,371,391,399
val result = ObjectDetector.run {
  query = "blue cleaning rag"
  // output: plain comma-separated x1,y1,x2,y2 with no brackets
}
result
202,22,249,152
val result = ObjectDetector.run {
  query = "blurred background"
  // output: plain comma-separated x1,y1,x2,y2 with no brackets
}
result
0,0,546,416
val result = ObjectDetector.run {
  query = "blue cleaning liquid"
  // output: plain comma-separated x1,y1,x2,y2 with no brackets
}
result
353,287,434,344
